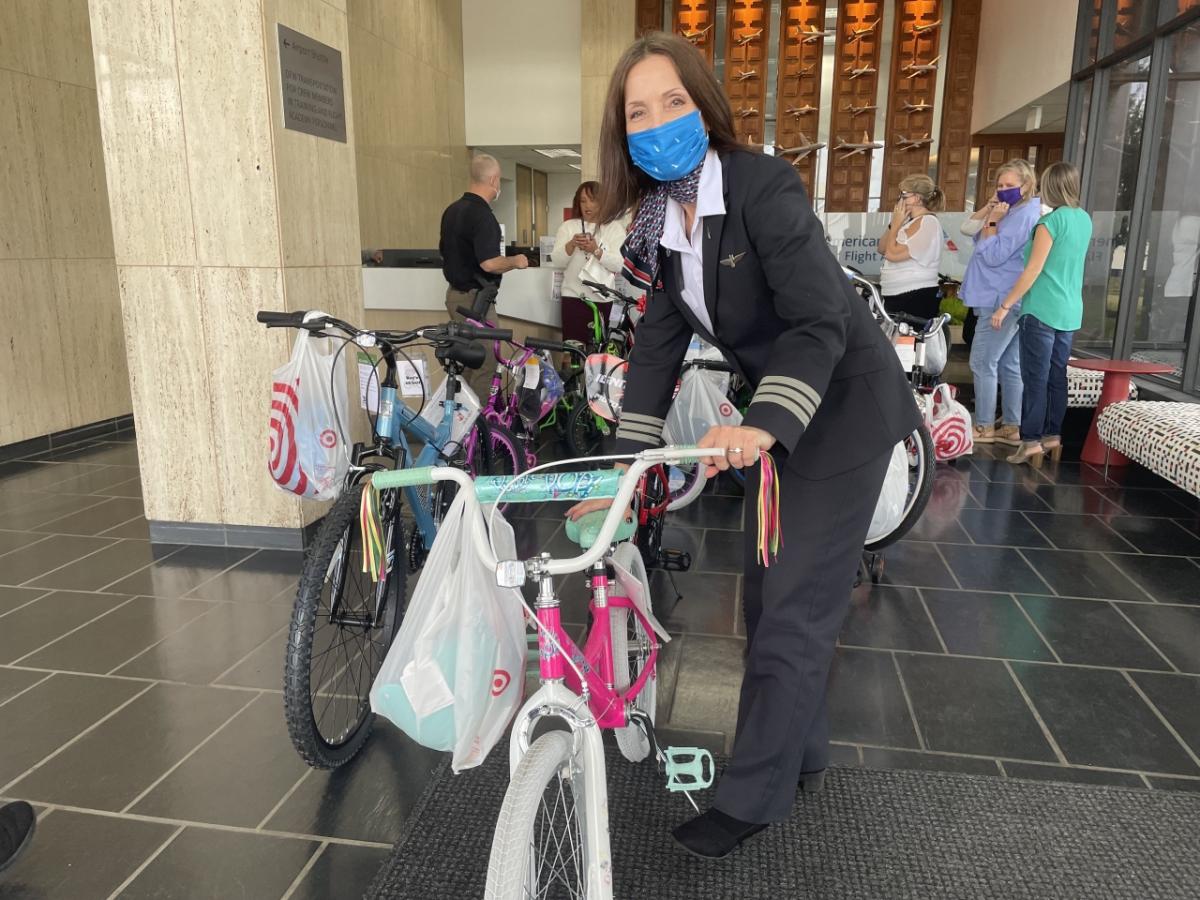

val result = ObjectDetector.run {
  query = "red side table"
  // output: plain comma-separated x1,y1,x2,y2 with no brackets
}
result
1068,359,1176,465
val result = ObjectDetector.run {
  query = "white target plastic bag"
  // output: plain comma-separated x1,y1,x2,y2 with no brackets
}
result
267,316,350,501
663,366,742,445
865,440,909,544
370,493,526,772
923,383,974,462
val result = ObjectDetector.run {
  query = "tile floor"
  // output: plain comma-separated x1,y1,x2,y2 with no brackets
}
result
2,418,1200,898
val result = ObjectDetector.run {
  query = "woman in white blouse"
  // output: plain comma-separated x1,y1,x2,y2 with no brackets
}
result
550,182,628,344
876,174,946,321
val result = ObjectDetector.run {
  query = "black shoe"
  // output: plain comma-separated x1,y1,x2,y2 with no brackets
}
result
671,808,767,860
798,769,826,794
0,801,36,874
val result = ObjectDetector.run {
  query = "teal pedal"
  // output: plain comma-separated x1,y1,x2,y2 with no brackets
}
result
663,746,714,793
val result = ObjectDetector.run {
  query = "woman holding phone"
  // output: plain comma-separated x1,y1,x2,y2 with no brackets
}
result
566,32,919,860
550,182,628,343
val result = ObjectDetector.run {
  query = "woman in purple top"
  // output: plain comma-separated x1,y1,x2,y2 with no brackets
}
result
960,159,1042,445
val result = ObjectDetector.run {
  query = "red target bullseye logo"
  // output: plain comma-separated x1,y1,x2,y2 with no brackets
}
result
718,402,733,418
934,419,970,460
319,429,337,449
269,378,309,496
491,669,511,696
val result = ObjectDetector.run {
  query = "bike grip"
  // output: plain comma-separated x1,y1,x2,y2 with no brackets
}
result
372,467,437,490
256,310,308,327
456,305,477,319
464,325,512,341
523,336,567,353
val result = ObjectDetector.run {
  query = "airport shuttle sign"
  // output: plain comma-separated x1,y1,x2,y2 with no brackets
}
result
278,24,346,143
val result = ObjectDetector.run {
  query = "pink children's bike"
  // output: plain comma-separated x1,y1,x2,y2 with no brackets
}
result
373,446,726,900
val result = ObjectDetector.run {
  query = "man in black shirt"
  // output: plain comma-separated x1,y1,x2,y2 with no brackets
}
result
439,154,529,319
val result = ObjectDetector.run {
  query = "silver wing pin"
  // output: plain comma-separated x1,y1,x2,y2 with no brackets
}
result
720,252,746,268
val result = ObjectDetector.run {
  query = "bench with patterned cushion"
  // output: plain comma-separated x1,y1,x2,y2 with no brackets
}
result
1096,401,1200,498
1067,359,1139,408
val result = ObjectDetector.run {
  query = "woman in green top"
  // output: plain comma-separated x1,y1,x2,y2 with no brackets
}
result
991,162,1093,468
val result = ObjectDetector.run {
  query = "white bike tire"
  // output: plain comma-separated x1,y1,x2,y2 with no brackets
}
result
484,731,589,900
610,544,656,762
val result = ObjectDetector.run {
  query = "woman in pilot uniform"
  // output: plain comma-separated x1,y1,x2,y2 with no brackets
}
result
567,32,920,859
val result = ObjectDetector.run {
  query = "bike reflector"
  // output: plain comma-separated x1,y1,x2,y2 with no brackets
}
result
583,353,628,421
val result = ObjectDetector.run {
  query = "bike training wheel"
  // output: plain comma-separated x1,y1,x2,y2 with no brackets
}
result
864,424,936,552
485,731,590,900
284,479,406,769
565,401,616,460
611,543,656,763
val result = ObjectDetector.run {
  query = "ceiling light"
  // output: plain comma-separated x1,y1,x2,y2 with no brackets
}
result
533,148,582,159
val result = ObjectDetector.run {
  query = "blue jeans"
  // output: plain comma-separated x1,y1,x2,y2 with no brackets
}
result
1017,314,1074,442
969,306,1023,427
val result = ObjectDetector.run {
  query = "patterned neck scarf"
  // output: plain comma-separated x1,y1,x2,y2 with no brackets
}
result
620,160,705,293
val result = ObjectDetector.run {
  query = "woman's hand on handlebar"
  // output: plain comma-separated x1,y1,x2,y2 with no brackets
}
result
565,463,633,524
698,426,775,477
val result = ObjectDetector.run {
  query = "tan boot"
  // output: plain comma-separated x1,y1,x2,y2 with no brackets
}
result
994,424,1022,447
973,424,995,444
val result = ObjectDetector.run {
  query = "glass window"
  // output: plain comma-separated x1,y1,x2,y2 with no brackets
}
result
1114,0,1158,51
1073,77,1095,165
1084,0,1104,65
1079,54,1151,356
1130,22,1200,381
1164,1,1200,26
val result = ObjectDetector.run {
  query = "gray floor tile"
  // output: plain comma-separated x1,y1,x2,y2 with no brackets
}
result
131,693,309,827
1129,672,1200,760
1,534,116,587
697,530,743,574
0,585,49,617
654,725,727,756
26,540,183,592
1106,516,1200,556
937,544,1050,594
860,747,1001,776
654,633,685,723
921,589,1055,662
100,515,152,539
184,548,303,603
213,627,288,690
0,808,173,899
115,601,291,684
9,682,254,809
119,827,319,900
0,529,47,557
31,497,144,536
1002,761,1147,788
0,666,45,705
18,595,214,674
1012,663,1200,775
0,672,147,786
895,654,1056,761
826,648,921,749
1147,775,1200,792
971,481,1052,512
1022,512,1139,553
1016,595,1171,670
45,441,140,466
1119,603,1200,674
665,635,745,736
96,475,143,498
106,545,255,597
265,724,445,844
0,591,132,665
839,583,944,653
1019,549,1149,602
1032,484,1123,516
40,464,143,496
0,491,113,531
0,460,112,492
658,571,739,635
956,508,1051,548
1106,553,1200,605
877,541,959,589
288,843,390,900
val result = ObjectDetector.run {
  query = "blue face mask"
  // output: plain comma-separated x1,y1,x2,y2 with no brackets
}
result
996,186,1023,205
626,110,709,182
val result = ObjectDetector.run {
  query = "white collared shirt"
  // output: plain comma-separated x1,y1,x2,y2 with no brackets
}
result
660,148,724,334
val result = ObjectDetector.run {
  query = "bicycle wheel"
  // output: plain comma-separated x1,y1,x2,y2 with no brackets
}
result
665,461,706,511
468,417,525,477
611,544,656,763
284,479,406,769
485,731,592,900
566,401,615,459
864,424,936,552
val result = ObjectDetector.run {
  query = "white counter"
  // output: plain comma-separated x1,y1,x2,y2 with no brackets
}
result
362,267,561,328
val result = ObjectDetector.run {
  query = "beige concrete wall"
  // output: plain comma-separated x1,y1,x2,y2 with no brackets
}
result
89,0,364,530
0,0,129,446
971,0,1076,134
349,0,467,249
581,0,635,182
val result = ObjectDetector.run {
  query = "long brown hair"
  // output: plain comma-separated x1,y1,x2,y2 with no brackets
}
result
1039,161,1081,209
596,32,744,224
570,181,600,221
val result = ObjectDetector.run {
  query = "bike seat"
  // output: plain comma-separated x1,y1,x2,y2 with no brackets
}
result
564,509,636,549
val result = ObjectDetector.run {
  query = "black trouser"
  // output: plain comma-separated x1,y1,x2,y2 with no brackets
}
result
714,448,892,823
883,286,942,322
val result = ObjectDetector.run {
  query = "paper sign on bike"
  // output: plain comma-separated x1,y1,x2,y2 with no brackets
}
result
893,334,917,372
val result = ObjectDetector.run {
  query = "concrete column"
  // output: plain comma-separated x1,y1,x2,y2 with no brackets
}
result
88,0,364,547
581,0,636,182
